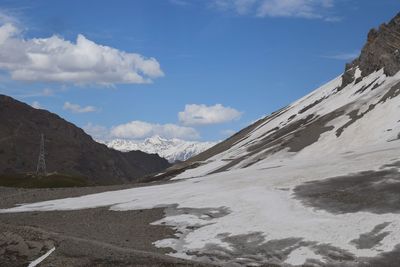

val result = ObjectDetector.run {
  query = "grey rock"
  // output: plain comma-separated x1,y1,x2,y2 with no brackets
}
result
340,12,400,89
2,232,24,245
44,240,55,250
6,241,30,257
26,240,44,255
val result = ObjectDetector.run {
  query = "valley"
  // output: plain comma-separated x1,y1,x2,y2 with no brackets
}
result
1,4,400,267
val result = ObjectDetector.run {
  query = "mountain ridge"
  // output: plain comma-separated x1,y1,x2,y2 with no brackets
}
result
0,95,170,185
104,136,217,163
341,12,400,89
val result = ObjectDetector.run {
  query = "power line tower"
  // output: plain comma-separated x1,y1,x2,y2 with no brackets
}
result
36,133,47,176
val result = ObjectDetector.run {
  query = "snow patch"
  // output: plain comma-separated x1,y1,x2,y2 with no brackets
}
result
286,246,324,265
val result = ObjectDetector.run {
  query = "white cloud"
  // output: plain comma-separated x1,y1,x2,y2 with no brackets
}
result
84,121,200,141
324,16,342,22
18,88,55,98
213,0,258,15
170,0,190,6
110,120,200,140
0,23,18,44
31,101,42,109
257,0,329,18
63,102,98,113
0,22,164,85
221,129,237,136
83,123,110,140
211,0,336,19
0,10,19,27
179,104,242,126
322,51,359,61
41,88,54,96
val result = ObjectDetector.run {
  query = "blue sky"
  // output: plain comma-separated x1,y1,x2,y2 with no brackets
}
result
0,0,399,142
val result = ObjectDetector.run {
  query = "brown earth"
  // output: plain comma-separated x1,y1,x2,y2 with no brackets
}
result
0,185,216,267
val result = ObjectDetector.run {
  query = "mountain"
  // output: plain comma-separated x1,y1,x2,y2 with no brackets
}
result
3,13,400,267
171,12,400,174
0,95,170,185
104,136,217,163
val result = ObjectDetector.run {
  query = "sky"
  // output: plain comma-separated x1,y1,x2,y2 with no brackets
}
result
0,0,399,142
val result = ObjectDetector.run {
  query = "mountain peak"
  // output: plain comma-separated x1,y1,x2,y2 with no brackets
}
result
105,137,217,163
145,135,168,144
341,12,400,89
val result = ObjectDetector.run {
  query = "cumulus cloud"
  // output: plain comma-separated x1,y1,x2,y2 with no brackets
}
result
63,102,98,113
110,121,200,140
212,0,336,19
0,23,18,44
178,104,242,126
0,22,164,85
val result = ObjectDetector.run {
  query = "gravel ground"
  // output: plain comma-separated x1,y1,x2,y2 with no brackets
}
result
0,185,216,267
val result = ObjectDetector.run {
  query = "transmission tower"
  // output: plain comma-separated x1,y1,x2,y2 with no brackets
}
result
36,133,47,176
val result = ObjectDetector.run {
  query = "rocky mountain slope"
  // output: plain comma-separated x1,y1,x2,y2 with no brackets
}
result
104,136,217,163
172,11,400,175
3,12,400,267
0,95,170,185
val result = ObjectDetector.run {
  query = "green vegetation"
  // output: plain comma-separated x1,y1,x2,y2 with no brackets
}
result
0,173,89,188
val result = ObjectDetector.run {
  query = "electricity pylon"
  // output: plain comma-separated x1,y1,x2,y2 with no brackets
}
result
36,133,47,176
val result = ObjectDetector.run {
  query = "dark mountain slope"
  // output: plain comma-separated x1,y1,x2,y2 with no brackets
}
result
0,95,170,185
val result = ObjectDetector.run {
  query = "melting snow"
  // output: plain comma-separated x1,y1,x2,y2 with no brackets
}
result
2,70,400,265
286,247,325,265
2,143,400,264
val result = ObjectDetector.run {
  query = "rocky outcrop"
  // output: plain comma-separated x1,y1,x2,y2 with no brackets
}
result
0,231,55,266
0,95,170,185
340,12,400,89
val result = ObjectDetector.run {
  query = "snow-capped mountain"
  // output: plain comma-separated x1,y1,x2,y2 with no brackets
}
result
3,13,400,267
104,136,217,163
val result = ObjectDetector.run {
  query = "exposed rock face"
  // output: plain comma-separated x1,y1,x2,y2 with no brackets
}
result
341,12,400,89
0,95,170,185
